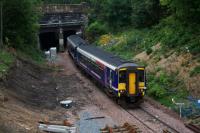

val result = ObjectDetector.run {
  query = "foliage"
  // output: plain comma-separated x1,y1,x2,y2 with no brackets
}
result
103,0,132,28
2,0,46,63
101,29,147,59
16,45,45,64
147,71,188,107
86,21,108,42
169,0,200,24
41,0,88,4
0,50,15,78
131,0,160,28
146,47,153,55
99,34,113,46
3,0,41,50
190,66,200,77
146,16,200,55
80,0,161,29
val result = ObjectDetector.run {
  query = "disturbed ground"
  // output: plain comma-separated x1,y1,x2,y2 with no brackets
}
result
0,53,193,133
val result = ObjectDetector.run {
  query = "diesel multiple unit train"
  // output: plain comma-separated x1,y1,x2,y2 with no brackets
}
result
67,35,146,103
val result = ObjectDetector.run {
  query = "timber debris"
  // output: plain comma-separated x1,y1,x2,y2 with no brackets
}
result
100,122,141,133
38,120,76,133
185,116,200,133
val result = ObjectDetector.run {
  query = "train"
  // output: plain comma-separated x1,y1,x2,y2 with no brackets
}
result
67,35,146,103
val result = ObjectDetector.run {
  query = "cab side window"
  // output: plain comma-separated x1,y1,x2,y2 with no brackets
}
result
138,70,145,82
119,70,126,83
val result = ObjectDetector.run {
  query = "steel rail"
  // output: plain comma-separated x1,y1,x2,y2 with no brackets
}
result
139,106,180,133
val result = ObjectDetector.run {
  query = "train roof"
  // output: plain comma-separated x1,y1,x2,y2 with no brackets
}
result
67,35,88,47
77,45,138,70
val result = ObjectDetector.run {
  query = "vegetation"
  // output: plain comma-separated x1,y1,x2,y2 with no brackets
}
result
84,0,200,115
41,0,87,4
0,50,15,79
2,0,44,63
131,0,160,28
147,71,188,107
84,0,200,57
190,66,200,77
86,21,108,42
3,0,40,49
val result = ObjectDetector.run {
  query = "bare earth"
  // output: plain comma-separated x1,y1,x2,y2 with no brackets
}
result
0,53,193,133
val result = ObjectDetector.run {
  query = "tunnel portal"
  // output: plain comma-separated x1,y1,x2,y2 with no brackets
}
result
39,3,88,52
39,28,77,52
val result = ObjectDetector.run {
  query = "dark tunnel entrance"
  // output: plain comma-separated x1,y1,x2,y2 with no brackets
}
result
39,32,59,51
63,30,76,49
39,29,80,52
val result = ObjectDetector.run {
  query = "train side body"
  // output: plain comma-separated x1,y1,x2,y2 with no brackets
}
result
67,35,88,60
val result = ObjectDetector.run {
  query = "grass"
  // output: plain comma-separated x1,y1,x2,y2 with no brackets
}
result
16,47,45,65
0,47,44,79
0,50,15,78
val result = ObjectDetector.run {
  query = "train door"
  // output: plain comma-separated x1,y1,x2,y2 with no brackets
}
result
128,73,136,95
118,69,127,91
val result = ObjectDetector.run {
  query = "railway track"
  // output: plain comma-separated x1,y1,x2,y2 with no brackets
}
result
118,103,180,133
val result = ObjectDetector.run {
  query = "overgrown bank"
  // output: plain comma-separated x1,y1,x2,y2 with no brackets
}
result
89,21,200,117
0,0,45,79
85,0,200,118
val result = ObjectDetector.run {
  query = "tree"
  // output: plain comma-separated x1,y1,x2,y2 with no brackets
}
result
131,0,160,28
3,0,41,49
170,0,200,24
104,0,132,27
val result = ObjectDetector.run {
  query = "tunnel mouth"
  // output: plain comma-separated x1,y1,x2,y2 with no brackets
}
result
39,32,59,51
63,30,76,49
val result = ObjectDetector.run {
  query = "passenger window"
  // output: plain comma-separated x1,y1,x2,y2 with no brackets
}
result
119,70,126,83
138,70,145,82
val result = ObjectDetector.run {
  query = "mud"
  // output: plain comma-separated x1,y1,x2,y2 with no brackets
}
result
3,58,57,109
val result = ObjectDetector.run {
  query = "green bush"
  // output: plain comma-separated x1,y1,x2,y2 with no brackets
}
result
147,71,188,107
148,84,167,98
16,46,44,64
86,21,108,42
0,50,15,78
104,0,132,28
3,0,40,50
146,47,153,55
190,66,200,77
131,0,160,28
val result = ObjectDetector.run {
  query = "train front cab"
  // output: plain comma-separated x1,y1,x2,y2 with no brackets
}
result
118,67,146,102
